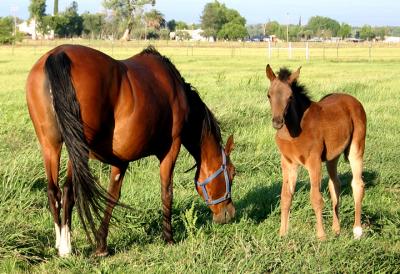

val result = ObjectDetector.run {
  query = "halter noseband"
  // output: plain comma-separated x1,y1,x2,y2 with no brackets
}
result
195,149,231,206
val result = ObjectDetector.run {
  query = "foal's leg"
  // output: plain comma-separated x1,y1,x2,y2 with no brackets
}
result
159,140,181,243
42,144,62,250
59,161,74,257
279,157,298,236
348,143,365,239
326,156,341,235
306,157,325,239
95,163,128,256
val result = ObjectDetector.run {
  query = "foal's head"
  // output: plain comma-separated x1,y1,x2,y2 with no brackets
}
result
265,64,302,129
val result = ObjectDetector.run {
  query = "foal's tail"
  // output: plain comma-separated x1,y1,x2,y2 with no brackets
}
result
44,51,114,244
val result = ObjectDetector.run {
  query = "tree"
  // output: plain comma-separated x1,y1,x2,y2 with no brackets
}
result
103,0,155,40
338,23,352,39
200,1,228,39
144,9,165,30
200,0,246,41
167,19,176,31
0,16,23,44
217,21,248,40
54,0,59,15
306,16,340,38
28,0,46,39
82,12,106,39
360,25,375,40
175,21,188,30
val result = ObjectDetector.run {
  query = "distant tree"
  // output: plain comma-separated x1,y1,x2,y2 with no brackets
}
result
374,26,389,40
306,16,340,37
175,21,188,30
144,9,165,30
0,16,23,44
200,1,227,39
360,25,375,40
28,0,46,39
338,23,352,39
264,20,285,40
217,21,247,40
167,19,176,31
201,0,246,41
54,0,59,15
103,0,155,40
246,24,264,38
82,12,106,39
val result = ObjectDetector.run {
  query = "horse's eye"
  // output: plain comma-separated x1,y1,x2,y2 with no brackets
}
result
267,94,271,99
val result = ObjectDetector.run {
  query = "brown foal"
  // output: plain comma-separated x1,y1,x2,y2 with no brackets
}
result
265,65,366,239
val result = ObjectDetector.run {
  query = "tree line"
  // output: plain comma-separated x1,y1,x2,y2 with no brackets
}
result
0,0,399,44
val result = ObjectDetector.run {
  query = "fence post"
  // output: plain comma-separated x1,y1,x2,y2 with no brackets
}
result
336,42,339,59
288,42,292,59
268,41,272,60
305,42,309,61
323,44,325,60
369,42,372,61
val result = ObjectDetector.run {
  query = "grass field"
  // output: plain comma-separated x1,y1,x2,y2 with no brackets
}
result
0,42,399,273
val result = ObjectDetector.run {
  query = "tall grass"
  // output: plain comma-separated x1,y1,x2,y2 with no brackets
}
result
0,44,399,273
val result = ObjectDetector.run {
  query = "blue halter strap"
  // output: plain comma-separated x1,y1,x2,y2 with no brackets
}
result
195,149,231,206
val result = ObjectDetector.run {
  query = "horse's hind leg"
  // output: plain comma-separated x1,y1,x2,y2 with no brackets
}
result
348,141,365,239
59,161,74,257
42,142,62,250
326,156,341,235
95,163,128,257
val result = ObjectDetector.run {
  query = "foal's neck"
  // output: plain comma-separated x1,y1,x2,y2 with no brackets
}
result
284,92,312,137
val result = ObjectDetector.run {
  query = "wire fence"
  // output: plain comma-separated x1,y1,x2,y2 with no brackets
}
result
3,39,400,61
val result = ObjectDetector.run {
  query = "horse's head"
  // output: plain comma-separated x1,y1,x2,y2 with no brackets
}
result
265,64,301,129
195,135,236,224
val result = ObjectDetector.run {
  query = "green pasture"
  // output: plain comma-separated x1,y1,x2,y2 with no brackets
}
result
0,42,399,273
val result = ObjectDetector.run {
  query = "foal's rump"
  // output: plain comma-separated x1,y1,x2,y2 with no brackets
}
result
318,93,366,161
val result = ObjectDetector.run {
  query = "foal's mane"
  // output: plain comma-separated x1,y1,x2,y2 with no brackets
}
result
139,46,222,146
278,67,312,105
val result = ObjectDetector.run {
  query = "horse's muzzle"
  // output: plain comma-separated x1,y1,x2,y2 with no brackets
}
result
272,117,284,129
212,202,236,224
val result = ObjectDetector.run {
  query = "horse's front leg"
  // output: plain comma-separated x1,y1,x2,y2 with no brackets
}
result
158,139,181,244
279,156,298,236
306,157,325,239
95,163,128,257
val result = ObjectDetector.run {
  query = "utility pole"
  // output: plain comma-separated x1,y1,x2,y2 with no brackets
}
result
286,12,289,43
11,6,18,36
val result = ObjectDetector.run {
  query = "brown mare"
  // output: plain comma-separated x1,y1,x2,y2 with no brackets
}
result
26,45,236,257
265,65,366,239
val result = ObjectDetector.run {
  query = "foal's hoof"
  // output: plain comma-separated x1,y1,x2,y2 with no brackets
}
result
94,249,109,257
353,226,363,240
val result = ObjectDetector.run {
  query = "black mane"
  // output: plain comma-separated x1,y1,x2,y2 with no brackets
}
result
139,46,222,156
278,67,312,105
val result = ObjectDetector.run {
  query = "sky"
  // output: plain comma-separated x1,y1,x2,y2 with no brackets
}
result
1,0,399,27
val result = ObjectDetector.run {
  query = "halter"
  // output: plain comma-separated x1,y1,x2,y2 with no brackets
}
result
195,149,231,206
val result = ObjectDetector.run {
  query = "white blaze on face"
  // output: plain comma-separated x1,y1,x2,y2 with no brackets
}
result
54,223,61,249
58,225,72,257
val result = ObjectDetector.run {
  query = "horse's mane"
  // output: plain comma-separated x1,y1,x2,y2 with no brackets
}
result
278,67,312,105
139,46,222,146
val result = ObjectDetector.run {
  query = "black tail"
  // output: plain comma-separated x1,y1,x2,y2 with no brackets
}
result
45,51,115,244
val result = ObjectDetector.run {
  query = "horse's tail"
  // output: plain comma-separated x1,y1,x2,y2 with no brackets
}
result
44,51,114,244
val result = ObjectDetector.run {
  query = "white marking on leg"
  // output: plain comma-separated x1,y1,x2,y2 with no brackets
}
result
54,223,61,249
58,225,72,257
353,226,363,239
115,173,120,181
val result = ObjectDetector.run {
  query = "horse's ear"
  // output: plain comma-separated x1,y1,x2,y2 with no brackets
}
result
225,134,234,156
266,64,276,82
288,66,302,84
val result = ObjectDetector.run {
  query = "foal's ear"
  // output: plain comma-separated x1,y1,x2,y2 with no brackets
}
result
266,64,276,82
288,66,302,84
225,135,235,156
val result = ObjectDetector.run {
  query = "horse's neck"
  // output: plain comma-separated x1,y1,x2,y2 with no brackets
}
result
284,98,312,137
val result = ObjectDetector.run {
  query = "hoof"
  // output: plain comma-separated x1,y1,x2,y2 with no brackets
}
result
94,249,109,257
353,226,363,239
